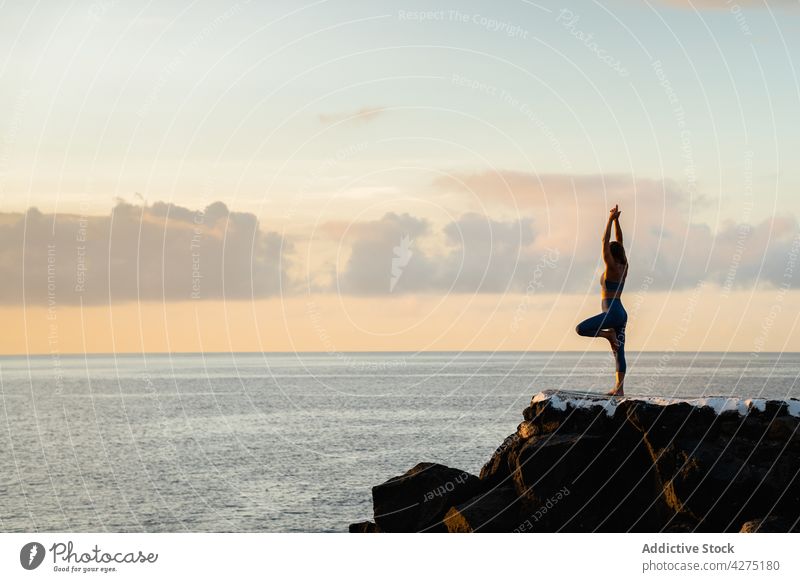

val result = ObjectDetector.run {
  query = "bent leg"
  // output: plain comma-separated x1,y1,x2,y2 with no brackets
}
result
575,312,611,337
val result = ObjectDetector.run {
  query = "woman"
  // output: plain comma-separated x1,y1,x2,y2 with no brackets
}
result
575,204,628,396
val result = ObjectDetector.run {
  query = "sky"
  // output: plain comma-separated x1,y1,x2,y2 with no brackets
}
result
1,0,799,354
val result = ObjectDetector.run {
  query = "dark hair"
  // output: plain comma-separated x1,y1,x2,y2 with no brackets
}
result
609,241,627,265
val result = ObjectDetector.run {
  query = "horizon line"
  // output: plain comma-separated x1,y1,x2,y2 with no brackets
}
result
1,350,793,358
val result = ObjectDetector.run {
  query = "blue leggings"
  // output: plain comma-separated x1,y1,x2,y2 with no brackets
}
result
575,298,628,373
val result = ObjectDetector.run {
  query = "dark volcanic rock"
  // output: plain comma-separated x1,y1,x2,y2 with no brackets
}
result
371,462,483,532
350,391,800,533
739,516,800,533
625,399,800,531
348,521,381,533
442,485,524,532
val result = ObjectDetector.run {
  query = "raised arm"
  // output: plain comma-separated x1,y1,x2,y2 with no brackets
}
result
614,215,623,245
603,205,622,264
602,208,615,265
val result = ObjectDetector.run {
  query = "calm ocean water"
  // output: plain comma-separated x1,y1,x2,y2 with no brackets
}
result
1,351,799,532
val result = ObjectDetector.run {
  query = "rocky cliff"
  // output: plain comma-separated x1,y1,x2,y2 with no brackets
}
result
349,390,800,533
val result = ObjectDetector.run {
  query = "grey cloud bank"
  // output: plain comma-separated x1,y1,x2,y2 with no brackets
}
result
3,184,797,305
0,200,288,305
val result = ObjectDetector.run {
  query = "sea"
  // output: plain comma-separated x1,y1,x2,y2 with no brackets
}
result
1,351,799,532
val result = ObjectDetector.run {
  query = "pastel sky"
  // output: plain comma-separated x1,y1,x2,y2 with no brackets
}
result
1,0,799,354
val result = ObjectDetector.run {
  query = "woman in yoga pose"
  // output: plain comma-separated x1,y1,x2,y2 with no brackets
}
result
575,204,628,396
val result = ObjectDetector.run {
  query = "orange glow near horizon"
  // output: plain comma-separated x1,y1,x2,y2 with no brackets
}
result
2,287,798,356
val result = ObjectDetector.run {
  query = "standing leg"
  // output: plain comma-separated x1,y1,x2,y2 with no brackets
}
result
609,324,626,396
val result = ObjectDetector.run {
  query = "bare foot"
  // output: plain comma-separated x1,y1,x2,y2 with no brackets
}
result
607,387,624,397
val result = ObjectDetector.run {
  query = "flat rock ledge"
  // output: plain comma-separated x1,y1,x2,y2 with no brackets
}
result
349,390,800,533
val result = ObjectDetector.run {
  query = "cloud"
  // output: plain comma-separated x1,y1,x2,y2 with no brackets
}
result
314,186,800,295
441,213,539,293
432,170,695,279
333,211,549,295
0,200,290,305
318,106,387,125
6,186,796,306
429,169,800,293
335,212,437,294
